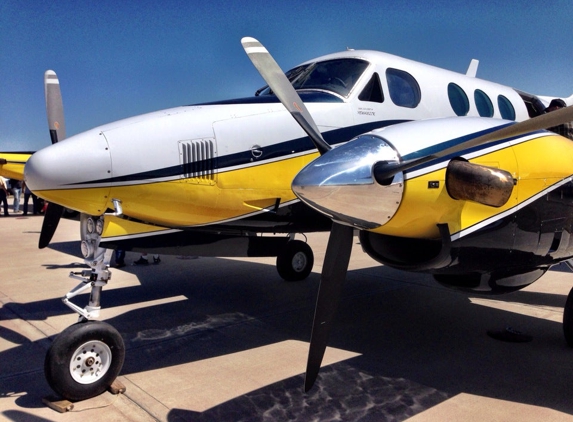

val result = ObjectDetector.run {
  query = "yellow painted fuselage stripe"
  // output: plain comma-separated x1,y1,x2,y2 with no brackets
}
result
33,187,111,215
102,216,172,239
36,152,319,227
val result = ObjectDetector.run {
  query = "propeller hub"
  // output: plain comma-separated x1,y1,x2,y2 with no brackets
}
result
292,135,404,229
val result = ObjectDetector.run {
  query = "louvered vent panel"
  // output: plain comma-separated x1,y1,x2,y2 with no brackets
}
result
179,139,216,181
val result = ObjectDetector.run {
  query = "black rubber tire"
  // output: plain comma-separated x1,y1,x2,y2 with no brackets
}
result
44,320,125,401
276,240,314,281
564,286,573,347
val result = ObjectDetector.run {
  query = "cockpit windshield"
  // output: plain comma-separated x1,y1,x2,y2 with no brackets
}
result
257,58,370,98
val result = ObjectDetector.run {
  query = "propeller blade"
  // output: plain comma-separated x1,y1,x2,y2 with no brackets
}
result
374,105,573,183
241,37,331,155
44,70,66,144
241,38,356,389
39,203,64,249
38,70,67,248
305,222,354,391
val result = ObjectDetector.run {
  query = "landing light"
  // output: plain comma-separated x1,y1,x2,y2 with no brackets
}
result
80,241,93,259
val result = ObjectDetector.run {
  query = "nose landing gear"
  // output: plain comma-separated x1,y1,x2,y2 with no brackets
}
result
44,214,125,402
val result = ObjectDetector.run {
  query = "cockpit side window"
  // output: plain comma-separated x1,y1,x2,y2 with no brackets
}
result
386,68,421,108
291,58,369,97
258,58,369,98
358,73,384,103
256,64,311,96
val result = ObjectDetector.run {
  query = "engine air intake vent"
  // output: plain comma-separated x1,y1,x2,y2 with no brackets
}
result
179,138,217,182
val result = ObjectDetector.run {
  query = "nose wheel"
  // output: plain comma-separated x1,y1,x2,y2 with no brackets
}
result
276,240,314,281
44,320,125,402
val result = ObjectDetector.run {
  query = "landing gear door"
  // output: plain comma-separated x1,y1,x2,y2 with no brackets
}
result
178,138,217,185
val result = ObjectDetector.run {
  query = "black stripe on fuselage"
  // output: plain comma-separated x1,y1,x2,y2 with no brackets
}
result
67,119,408,186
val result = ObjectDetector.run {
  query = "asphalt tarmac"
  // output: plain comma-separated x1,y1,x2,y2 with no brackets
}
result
2,206,573,421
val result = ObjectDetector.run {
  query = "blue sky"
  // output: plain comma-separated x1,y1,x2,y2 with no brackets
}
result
1,0,572,151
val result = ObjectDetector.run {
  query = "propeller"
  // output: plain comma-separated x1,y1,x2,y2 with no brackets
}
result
242,37,356,391
38,70,66,249
373,104,573,183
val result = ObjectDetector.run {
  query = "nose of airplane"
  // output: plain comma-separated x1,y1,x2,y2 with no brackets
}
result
291,134,404,229
25,129,113,215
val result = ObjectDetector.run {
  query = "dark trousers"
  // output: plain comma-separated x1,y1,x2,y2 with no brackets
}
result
23,192,39,215
0,191,8,215
115,249,125,264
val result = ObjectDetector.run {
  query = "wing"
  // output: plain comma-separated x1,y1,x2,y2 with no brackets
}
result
0,152,33,180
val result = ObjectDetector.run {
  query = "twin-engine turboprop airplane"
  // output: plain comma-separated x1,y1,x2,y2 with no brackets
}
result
11,37,573,401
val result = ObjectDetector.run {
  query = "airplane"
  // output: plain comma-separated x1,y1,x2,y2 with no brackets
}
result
2,37,573,402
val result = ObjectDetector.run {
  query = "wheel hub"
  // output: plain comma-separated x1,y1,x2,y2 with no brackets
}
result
292,252,307,272
69,340,112,384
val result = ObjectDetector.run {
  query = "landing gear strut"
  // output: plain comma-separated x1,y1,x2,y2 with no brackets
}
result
44,214,125,401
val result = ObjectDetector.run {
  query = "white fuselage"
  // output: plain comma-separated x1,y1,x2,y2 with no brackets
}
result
25,49,531,228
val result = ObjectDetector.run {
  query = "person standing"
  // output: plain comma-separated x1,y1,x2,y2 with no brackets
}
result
0,178,9,216
114,249,126,268
9,179,22,213
22,180,39,215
